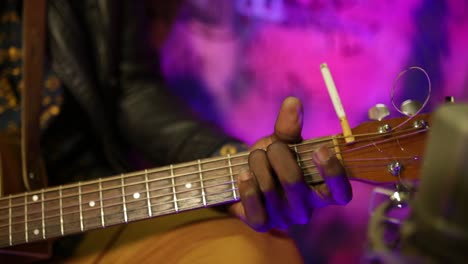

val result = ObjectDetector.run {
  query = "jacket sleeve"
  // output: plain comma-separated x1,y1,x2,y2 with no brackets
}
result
116,1,238,166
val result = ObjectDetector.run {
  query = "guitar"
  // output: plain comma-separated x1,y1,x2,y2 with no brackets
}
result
0,113,430,259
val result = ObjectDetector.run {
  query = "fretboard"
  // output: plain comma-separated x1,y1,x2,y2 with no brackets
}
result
0,137,331,248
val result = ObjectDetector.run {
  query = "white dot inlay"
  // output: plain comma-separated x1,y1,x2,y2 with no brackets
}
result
32,195,39,202
89,201,96,207
133,192,140,199
33,229,40,235
185,183,192,189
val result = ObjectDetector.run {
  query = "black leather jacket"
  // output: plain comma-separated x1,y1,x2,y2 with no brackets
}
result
41,0,234,184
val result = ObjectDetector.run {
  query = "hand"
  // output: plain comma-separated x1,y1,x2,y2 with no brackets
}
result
228,97,352,231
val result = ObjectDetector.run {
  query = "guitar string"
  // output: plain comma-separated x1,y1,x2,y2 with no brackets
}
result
0,126,426,215
0,125,427,226
0,194,235,244
0,158,411,231
0,167,319,223
0,153,309,211
339,129,427,155
4,150,420,216
1,163,399,242
0,152,419,228
0,148,420,216
0,124,424,217
0,153,421,229
1,168,321,223
390,66,431,132
6,124,421,204
0,149,420,220
2,155,417,221
0,124,423,206
1,167,403,244
0,149,423,239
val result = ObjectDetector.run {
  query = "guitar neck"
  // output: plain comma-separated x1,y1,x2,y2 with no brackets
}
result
0,112,431,249
0,137,330,248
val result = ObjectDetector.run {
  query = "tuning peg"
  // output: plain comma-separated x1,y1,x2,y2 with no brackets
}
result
445,96,455,103
400,99,422,116
368,104,390,121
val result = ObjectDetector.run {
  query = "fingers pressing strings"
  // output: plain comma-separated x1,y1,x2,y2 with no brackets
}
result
310,146,352,207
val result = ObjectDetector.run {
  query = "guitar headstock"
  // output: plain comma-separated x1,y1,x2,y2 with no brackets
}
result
338,113,431,184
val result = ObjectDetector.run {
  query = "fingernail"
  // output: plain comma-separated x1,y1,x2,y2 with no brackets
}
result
313,146,331,165
238,170,253,182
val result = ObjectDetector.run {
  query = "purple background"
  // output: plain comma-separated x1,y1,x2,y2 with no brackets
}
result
154,0,468,262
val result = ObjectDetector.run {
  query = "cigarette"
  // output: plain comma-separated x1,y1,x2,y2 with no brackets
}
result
320,63,355,143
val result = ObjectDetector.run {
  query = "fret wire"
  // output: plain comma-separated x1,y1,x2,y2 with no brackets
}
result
144,169,152,217
4,178,237,224
294,145,301,165
41,190,45,239
0,162,243,213
24,194,28,242
0,167,325,222
0,140,329,210
3,189,234,241
170,165,178,212
11,138,328,203
162,179,237,200
2,159,331,224
8,195,12,246
198,160,207,207
43,160,249,206
2,162,370,226
227,154,237,200
78,182,84,232
121,174,128,223
155,195,236,216
99,178,105,227
5,186,243,238
4,186,240,238
30,177,244,223
59,186,64,235
0,157,261,213
2,172,327,233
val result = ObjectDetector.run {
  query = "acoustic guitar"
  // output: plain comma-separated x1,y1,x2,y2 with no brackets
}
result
0,113,430,262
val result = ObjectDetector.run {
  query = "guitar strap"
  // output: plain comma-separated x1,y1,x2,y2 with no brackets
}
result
21,0,48,191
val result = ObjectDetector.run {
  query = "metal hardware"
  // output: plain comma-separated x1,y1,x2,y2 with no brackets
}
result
413,120,428,129
388,161,403,176
390,183,412,208
400,99,422,116
378,124,392,134
368,104,390,121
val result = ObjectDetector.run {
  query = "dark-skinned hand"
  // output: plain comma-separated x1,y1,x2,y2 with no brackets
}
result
228,97,352,231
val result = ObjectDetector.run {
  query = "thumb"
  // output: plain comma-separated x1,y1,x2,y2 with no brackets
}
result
274,97,303,143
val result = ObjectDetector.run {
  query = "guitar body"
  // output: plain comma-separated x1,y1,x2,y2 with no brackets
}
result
0,133,52,263
68,211,303,264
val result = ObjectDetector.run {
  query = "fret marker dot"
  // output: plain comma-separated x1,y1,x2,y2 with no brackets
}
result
185,183,192,189
32,195,39,202
89,201,96,207
33,229,40,235
133,192,140,199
